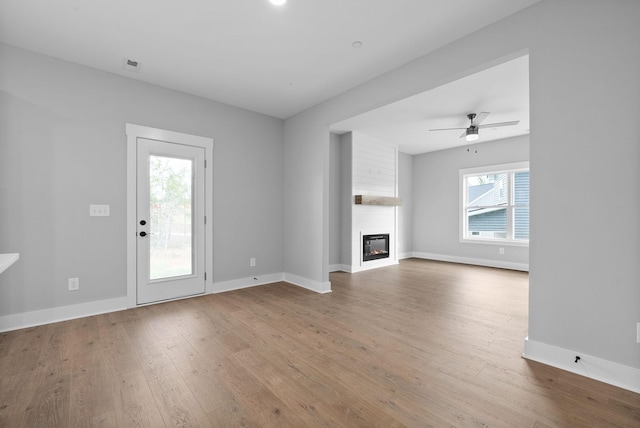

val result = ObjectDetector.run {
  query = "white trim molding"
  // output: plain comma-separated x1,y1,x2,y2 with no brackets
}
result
0,272,334,332
212,272,332,294
412,252,529,272
284,272,332,294
351,259,399,273
523,338,640,394
0,297,128,333
329,264,351,273
210,273,285,294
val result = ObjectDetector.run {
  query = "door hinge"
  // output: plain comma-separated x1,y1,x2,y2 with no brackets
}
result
204,216,207,224
204,160,207,168
204,272,207,281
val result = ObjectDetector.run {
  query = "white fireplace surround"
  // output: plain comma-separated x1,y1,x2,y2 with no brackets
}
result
340,132,399,273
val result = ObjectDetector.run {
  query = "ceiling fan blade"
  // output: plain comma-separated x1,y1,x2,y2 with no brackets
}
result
428,127,467,131
473,112,490,125
478,120,520,129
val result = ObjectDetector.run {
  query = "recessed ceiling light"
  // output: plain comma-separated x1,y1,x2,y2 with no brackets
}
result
352,41,363,48
270,0,286,5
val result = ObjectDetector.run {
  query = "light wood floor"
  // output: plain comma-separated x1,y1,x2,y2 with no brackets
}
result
1,259,639,427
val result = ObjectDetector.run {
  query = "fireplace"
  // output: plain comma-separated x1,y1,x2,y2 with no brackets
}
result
362,234,390,262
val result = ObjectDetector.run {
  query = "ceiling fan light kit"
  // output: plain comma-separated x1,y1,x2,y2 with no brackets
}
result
465,127,479,142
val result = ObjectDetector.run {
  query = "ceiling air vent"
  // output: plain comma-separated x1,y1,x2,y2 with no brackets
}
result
122,58,141,73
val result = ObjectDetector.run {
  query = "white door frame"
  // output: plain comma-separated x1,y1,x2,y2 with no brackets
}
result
126,124,213,308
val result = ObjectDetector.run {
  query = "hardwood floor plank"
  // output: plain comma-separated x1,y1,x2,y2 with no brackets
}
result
227,307,439,426
0,259,638,427
206,399,255,428
89,410,117,428
68,356,114,427
144,368,213,427
158,334,237,413
213,355,291,418
0,324,51,378
20,374,71,428
111,369,166,428
231,347,349,427
96,312,144,376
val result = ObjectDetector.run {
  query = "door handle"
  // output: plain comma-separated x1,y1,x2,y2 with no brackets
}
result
139,231,148,237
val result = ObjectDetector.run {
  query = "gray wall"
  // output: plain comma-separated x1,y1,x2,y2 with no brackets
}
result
526,0,639,369
283,116,327,285
412,135,529,267
328,133,342,268
397,152,413,259
0,44,284,316
284,0,640,370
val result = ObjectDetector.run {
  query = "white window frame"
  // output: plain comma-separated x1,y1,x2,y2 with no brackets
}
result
459,161,529,247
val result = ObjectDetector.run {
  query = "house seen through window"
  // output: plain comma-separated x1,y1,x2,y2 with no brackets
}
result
461,162,529,244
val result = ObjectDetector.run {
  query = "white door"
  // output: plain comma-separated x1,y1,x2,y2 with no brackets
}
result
136,138,206,304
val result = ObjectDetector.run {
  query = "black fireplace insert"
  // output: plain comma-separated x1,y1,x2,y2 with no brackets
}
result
362,234,390,262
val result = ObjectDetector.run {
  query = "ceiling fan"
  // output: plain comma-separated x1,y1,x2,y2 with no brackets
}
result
429,112,519,142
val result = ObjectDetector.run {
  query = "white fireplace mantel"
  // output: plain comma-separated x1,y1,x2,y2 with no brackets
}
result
354,195,402,206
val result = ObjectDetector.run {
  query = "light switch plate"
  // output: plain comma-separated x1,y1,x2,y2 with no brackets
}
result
90,205,110,216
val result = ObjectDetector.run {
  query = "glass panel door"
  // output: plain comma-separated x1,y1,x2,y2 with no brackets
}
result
136,138,205,304
149,155,193,280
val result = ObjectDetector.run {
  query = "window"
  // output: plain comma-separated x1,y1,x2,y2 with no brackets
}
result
460,162,529,245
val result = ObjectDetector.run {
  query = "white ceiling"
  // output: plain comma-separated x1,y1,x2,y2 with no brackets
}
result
0,0,541,119
331,54,530,155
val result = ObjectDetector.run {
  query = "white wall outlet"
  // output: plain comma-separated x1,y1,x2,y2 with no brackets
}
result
499,247,505,255
89,205,110,216
250,258,256,267
68,277,79,291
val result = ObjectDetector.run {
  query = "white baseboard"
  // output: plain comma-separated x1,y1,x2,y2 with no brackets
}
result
0,296,128,333
0,272,335,332
212,272,332,295
398,252,413,260
350,259,399,273
523,337,640,394
284,272,332,294
332,259,401,274
329,264,350,273
209,273,285,294
412,252,529,272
